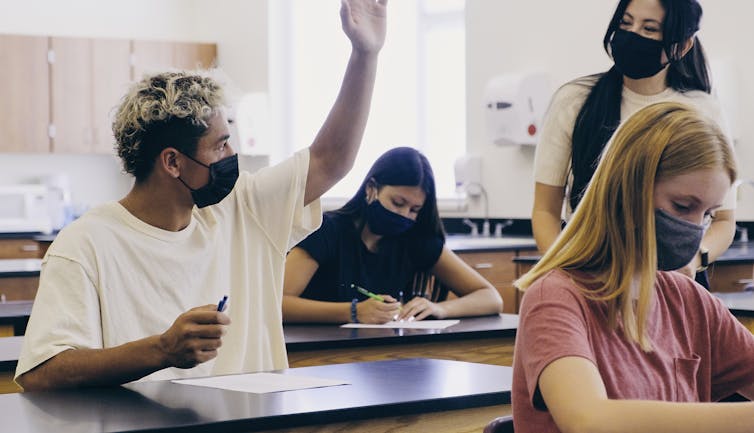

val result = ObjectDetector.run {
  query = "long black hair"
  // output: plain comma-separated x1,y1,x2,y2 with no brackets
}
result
334,146,445,242
569,0,710,211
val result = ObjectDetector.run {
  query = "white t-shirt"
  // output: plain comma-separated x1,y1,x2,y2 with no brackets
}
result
16,149,322,382
533,78,734,216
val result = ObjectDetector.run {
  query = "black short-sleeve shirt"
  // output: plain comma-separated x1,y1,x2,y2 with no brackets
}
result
296,212,444,302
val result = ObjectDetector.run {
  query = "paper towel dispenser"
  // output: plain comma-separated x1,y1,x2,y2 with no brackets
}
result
483,73,552,146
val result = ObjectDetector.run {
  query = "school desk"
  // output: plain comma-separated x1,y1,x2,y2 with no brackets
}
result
0,358,512,433
285,314,518,368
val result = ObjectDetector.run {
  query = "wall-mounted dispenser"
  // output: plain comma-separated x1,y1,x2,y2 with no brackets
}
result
483,73,553,147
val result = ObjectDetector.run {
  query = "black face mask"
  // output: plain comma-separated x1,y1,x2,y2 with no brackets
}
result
610,29,668,79
178,153,239,208
365,199,415,236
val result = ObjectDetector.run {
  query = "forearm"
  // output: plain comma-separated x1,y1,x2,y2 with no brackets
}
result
438,287,502,318
305,50,379,203
532,210,562,254
704,213,736,262
578,399,754,433
282,295,351,323
17,336,167,391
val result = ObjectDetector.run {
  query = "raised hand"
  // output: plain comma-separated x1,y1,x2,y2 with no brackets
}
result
340,0,388,54
159,304,231,369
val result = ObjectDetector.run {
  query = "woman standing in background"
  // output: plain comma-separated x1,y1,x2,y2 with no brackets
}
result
531,0,734,286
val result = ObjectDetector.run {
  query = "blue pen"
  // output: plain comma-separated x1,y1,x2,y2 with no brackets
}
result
217,295,228,312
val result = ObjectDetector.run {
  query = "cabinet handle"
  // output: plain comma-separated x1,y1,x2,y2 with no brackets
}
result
20,244,39,252
474,263,493,269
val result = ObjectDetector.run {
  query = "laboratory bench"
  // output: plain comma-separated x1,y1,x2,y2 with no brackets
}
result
286,314,518,369
0,358,513,433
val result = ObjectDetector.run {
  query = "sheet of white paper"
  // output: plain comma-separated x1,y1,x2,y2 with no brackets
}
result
172,373,349,394
340,319,460,329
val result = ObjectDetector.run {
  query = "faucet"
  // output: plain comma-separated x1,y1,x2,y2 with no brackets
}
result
494,219,514,237
737,225,749,243
462,218,479,237
463,182,491,237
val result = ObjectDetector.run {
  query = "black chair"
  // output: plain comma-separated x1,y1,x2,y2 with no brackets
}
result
409,271,448,302
483,415,514,433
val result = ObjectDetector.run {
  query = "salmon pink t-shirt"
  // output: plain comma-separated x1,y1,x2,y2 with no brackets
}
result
512,269,754,433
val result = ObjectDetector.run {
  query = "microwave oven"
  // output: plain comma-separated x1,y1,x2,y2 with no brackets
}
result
0,185,53,234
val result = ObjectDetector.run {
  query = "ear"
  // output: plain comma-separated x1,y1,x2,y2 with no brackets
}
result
159,147,182,178
365,178,379,202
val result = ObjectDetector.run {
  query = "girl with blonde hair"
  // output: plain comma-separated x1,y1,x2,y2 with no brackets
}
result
512,102,754,433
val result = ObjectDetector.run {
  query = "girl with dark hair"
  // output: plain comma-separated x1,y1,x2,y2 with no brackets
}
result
532,0,734,286
283,147,502,324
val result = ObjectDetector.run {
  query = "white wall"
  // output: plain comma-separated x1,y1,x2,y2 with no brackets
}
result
466,0,754,220
0,0,269,209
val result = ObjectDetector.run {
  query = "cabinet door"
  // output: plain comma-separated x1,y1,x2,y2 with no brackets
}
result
0,35,50,153
133,41,217,79
174,42,216,70
709,262,753,293
92,39,131,154
456,251,519,314
132,40,175,80
0,239,41,259
50,37,93,153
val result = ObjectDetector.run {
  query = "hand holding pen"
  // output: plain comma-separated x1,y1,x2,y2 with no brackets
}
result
157,297,231,369
351,284,401,324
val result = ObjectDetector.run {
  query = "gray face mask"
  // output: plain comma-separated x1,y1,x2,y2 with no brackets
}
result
655,209,704,271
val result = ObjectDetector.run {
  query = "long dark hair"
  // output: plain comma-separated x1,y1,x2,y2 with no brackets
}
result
569,0,710,211
334,146,445,242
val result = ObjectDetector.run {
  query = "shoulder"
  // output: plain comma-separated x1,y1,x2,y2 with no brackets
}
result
668,89,725,120
521,269,587,311
655,270,721,311
297,212,352,249
549,79,593,108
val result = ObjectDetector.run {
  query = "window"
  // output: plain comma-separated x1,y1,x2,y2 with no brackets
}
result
268,0,466,201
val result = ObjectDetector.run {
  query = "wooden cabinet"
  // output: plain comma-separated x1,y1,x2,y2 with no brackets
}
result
709,262,753,292
50,37,94,153
0,240,41,259
0,278,39,302
456,251,520,314
50,37,132,154
0,35,50,153
0,34,217,155
132,40,216,79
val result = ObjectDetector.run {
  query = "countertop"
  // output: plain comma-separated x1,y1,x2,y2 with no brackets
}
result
0,259,41,278
445,234,537,253
513,241,754,265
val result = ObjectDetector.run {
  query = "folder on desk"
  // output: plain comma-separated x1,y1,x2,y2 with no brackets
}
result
172,372,349,394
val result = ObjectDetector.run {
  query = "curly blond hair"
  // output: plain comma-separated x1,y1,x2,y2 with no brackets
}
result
113,71,225,182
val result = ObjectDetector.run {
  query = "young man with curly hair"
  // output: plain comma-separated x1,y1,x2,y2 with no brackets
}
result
16,0,388,390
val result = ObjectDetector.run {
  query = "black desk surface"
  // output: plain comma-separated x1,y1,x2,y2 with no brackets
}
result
0,358,512,433
715,291,754,316
284,314,518,351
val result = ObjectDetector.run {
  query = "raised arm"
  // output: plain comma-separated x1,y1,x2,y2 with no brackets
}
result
304,0,388,205
17,305,229,391
398,247,503,321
